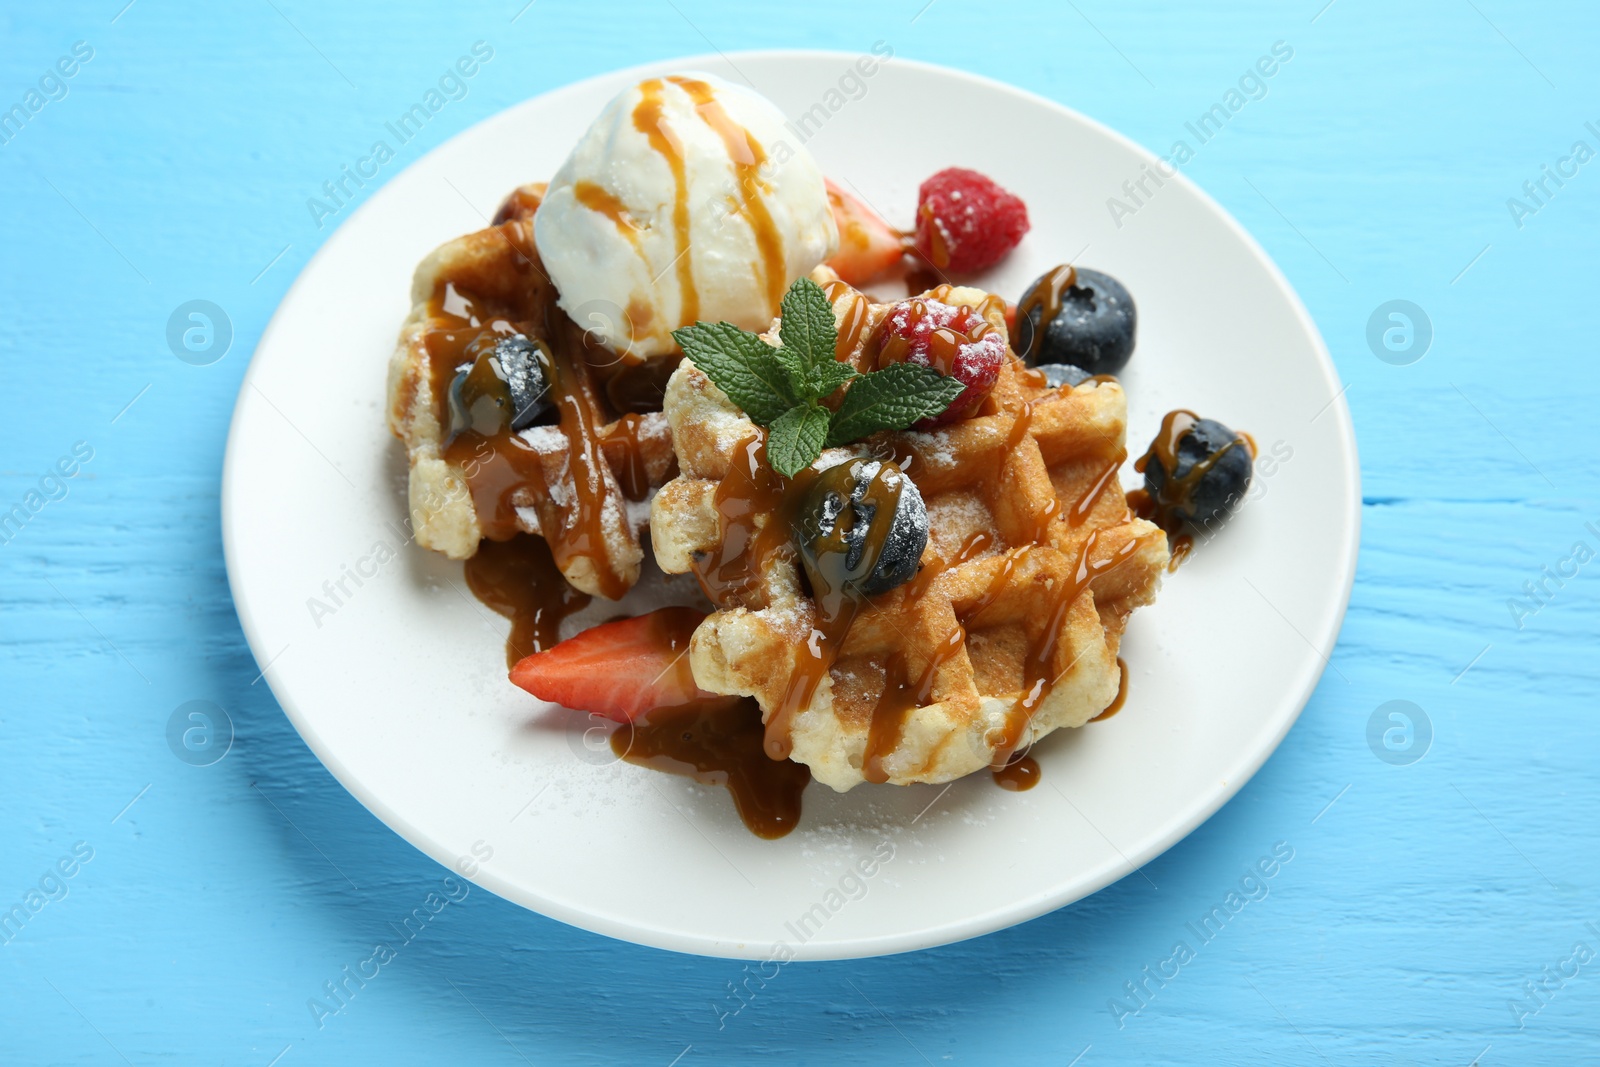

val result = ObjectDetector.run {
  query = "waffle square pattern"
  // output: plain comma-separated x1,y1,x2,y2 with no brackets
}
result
651,268,1170,791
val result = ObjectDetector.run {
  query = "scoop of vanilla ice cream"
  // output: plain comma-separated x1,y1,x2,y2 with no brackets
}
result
534,72,838,359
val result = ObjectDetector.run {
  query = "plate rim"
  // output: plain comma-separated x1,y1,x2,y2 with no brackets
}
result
222,48,1361,960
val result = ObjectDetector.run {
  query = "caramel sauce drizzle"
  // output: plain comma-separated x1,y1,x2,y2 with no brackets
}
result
865,654,916,783
767,599,858,762
1002,400,1036,458
862,532,1025,783
464,534,591,666
632,79,697,327
491,182,547,225
689,432,794,609
1166,531,1194,571
918,202,951,269
691,438,914,762
904,530,993,602
998,402,1062,541
746,371,1141,787
612,697,811,839
441,431,538,542
966,546,1029,625
437,330,625,598
427,284,527,541
863,639,957,785
1088,657,1130,722
1014,264,1077,362
864,291,1002,377
822,279,872,362
923,283,1008,326
766,460,906,761
422,230,656,602
667,76,787,315
598,413,653,502
546,352,625,600
419,186,648,660
552,342,626,591
1071,449,1128,527
990,530,1149,768
1019,366,1121,394
626,76,795,333
572,180,644,256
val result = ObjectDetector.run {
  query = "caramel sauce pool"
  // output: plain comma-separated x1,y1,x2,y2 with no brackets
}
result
992,755,1040,791
464,535,591,667
612,698,811,839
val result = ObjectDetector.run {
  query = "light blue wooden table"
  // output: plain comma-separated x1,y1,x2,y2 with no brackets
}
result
3,1,1596,1063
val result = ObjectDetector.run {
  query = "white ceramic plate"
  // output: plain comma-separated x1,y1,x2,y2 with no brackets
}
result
223,51,1358,960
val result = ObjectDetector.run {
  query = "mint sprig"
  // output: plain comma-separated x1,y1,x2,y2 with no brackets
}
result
825,362,964,447
672,278,965,477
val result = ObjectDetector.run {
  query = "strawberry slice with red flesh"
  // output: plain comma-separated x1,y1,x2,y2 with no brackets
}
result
509,606,727,724
823,178,905,287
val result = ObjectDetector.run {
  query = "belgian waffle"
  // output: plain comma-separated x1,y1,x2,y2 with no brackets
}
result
386,184,679,599
650,267,1169,790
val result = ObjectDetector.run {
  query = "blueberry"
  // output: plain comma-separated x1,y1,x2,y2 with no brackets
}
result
1139,413,1253,530
1015,267,1136,376
1039,363,1092,388
494,335,554,431
794,459,927,607
447,333,554,440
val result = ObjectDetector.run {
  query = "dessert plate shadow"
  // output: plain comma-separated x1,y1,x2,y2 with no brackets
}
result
223,51,1359,960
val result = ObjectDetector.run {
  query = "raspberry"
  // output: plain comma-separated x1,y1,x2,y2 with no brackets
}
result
913,168,1030,274
866,297,1008,427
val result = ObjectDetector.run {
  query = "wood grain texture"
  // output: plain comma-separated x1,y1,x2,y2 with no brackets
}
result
2,0,1597,1063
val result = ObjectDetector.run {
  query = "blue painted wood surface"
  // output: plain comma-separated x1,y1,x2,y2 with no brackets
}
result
3,0,1596,1063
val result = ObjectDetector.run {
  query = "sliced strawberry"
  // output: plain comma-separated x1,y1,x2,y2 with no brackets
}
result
823,178,904,286
509,606,725,723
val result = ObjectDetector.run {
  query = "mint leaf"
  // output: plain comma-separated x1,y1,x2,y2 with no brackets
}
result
672,321,794,424
778,276,838,384
768,342,810,400
825,363,966,446
808,359,858,399
765,403,830,478
676,280,969,461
